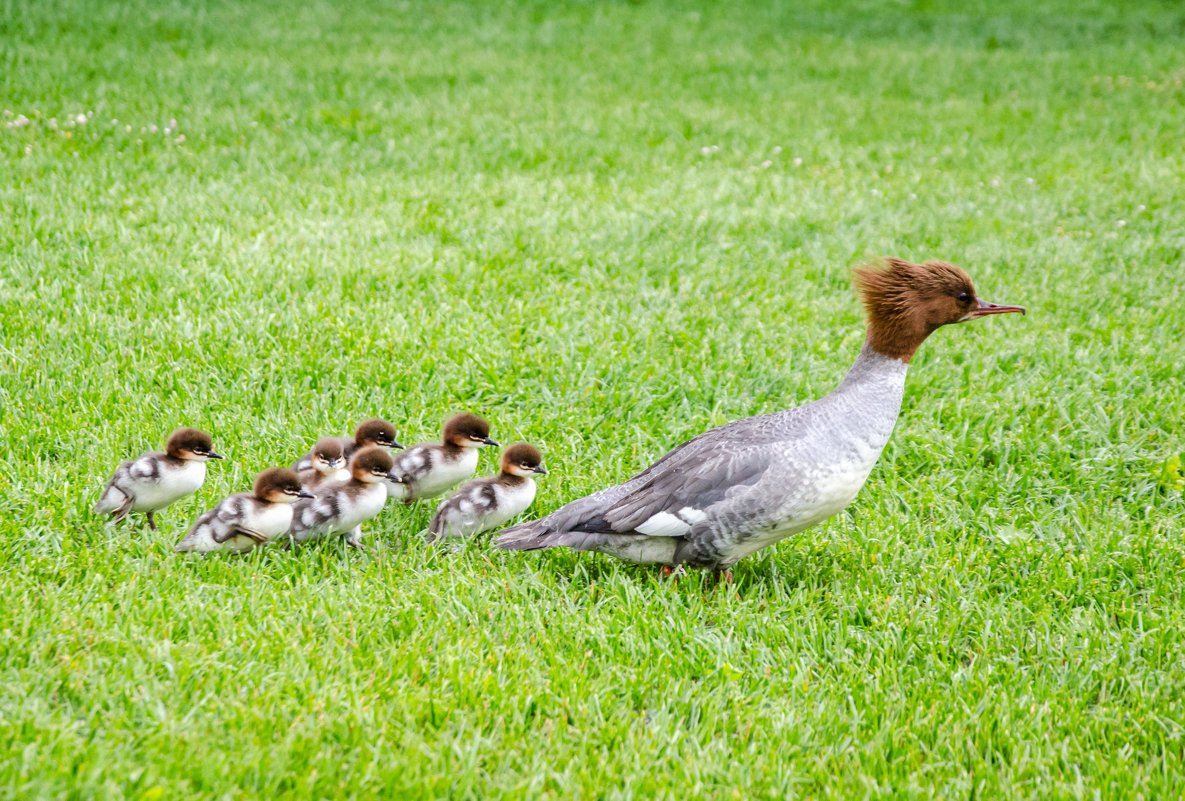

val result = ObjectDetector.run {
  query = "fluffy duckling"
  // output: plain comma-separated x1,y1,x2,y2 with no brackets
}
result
428,443,547,542
292,418,404,473
297,438,349,489
94,427,223,530
175,468,312,554
389,413,499,502
290,446,402,548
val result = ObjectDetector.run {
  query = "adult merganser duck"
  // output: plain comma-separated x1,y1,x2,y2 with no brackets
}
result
297,438,349,489
289,446,402,548
94,427,223,530
291,418,403,473
388,413,499,502
496,258,1024,575
175,468,312,554
427,443,547,542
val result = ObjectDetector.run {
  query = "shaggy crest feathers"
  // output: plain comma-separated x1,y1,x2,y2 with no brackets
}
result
853,258,979,362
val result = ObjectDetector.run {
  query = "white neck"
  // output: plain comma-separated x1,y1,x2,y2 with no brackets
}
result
823,343,910,451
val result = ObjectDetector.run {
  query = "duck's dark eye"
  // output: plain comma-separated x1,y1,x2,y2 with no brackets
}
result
957,292,972,303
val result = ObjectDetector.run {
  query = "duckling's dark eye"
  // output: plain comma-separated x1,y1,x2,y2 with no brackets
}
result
957,292,972,303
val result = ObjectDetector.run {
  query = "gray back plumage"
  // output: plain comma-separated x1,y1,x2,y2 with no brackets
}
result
496,346,909,567
176,492,252,548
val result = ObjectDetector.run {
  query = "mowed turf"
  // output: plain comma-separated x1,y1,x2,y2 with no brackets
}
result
2,0,1185,797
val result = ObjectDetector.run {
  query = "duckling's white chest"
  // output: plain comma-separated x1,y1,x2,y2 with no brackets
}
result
334,484,388,532
492,480,538,524
249,502,295,539
132,460,207,511
416,449,479,499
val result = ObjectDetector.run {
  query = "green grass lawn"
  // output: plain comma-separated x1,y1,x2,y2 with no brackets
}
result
3,0,1185,796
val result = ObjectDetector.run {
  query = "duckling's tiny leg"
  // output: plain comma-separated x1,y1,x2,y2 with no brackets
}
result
345,527,366,550
147,511,158,531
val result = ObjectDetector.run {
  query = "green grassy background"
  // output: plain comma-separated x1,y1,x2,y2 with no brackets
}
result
3,0,1184,797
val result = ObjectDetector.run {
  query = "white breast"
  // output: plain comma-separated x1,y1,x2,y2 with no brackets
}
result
485,480,538,529
246,502,295,540
719,457,881,566
131,460,206,512
327,484,388,535
218,502,294,553
791,462,876,528
415,449,479,499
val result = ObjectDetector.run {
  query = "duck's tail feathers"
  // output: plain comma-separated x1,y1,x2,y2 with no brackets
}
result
497,489,621,551
428,505,445,534
494,513,613,551
93,484,127,515
425,507,448,544
494,520,565,551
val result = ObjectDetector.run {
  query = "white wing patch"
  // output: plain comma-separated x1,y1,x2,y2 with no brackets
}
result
128,458,159,481
633,507,706,537
634,511,691,537
399,449,430,476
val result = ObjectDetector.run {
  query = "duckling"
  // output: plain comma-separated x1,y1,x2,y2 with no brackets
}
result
290,446,402,548
94,427,223,530
389,413,499,502
428,443,547,542
297,438,348,489
175,468,312,554
292,418,403,473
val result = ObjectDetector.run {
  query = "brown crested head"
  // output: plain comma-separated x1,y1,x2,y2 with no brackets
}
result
350,445,399,483
313,437,344,466
443,413,498,448
500,442,548,478
354,418,403,450
165,428,222,461
254,467,310,503
853,257,1025,362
